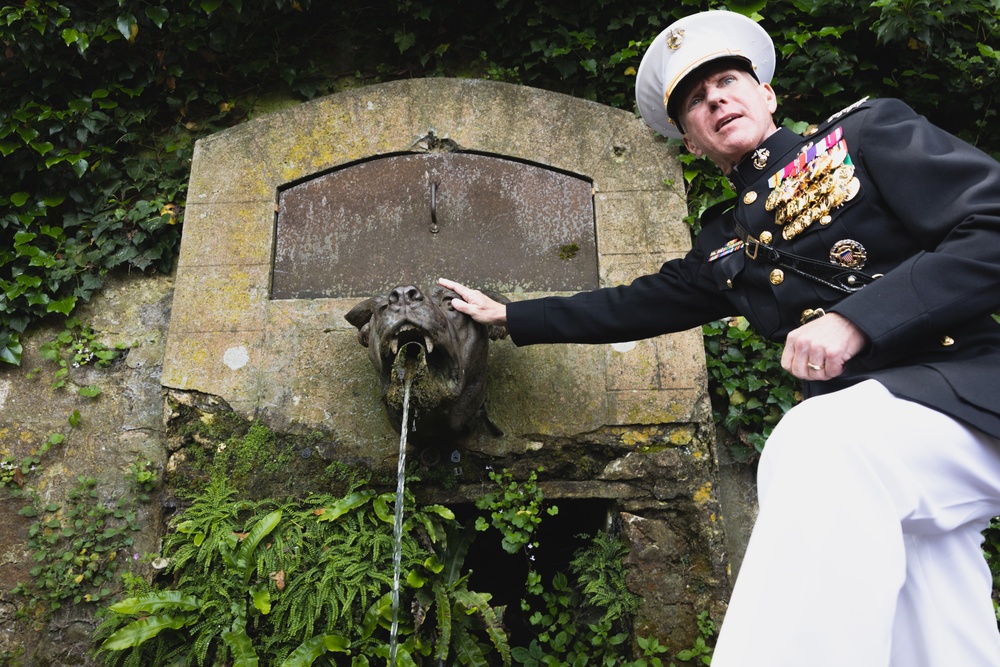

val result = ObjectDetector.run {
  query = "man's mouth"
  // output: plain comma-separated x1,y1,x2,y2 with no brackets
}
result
716,114,741,131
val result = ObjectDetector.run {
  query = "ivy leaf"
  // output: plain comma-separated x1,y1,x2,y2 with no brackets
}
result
10,192,29,207
47,296,77,315
0,340,22,366
116,15,137,40
78,385,102,398
145,6,169,28
394,30,416,53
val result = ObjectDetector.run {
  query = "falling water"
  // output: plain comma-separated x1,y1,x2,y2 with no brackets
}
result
389,362,415,667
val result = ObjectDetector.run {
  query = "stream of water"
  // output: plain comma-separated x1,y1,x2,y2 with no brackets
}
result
388,369,413,667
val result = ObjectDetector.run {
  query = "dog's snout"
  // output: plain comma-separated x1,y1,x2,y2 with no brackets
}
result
388,285,424,306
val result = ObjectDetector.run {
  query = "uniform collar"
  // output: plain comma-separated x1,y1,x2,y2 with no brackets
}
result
727,127,802,192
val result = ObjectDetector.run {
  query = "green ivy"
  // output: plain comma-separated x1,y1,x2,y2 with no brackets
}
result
1,0,996,478
37,316,126,393
12,475,144,618
703,317,800,460
475,467,559,555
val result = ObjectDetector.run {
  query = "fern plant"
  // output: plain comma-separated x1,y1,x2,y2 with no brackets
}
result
94,477,493,667
98,508,291,667
409,520,512,666
569,532,641,624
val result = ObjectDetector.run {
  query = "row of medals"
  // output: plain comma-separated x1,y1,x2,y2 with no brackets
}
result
763,142,861,241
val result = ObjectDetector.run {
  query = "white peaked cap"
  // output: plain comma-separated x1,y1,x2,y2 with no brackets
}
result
635,10,775,139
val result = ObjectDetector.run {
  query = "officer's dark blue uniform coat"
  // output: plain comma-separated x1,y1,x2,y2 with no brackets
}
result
506,98,1000,439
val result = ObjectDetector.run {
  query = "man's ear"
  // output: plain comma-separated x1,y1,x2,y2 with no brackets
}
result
761,82,778,115
683,135,703,157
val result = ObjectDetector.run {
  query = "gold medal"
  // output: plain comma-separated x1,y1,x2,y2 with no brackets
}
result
765,187,783,211
767,134,859,238
832,164,855,184
844,177,861,202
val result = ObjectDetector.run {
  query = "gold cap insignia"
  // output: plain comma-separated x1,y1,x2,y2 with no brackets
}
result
666,28,685,50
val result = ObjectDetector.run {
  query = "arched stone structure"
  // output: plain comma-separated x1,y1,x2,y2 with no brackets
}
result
162,78,730,648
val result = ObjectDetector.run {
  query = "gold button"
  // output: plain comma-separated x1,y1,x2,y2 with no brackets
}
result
769,269,784,285
726,279,733,289
743,191,758,205
759,231,773,244
941,335,955,347
803,124,819,137
800,308,826,324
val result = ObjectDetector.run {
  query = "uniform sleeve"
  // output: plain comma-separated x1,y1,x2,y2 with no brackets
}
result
829,99,1000,353
507,235,736,346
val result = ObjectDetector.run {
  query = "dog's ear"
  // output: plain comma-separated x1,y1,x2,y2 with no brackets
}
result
482,289,511,341
345,298,375,347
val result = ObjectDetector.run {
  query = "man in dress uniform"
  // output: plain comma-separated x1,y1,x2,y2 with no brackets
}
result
439,9,1000,666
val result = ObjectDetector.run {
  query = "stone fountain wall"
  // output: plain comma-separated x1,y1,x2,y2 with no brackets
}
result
0,79,744,664
161,76,730,648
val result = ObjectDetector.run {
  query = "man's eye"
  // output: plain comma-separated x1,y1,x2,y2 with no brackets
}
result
687,96,703,110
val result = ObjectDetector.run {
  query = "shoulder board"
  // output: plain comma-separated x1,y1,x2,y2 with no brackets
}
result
823,96,871,126
798,97,872,140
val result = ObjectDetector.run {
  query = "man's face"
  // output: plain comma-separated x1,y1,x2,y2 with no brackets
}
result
678,66,778,174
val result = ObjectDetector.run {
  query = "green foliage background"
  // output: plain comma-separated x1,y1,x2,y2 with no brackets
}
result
4,0,995,457
3,0,1000,655
2,0,997,367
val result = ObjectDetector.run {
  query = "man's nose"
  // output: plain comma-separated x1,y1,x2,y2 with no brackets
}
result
703,86,727,107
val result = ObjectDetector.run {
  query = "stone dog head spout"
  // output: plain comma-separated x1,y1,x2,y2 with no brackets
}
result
345,284,509,441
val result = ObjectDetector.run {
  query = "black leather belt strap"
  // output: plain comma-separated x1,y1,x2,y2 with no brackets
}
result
733,220,876,294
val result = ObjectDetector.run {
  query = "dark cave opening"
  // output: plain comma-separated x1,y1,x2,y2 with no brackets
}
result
449,497,615,648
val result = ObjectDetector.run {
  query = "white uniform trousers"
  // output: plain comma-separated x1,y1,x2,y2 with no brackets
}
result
712,380,1000,667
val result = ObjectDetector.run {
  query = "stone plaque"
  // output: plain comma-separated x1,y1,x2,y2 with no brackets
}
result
272,152,598,299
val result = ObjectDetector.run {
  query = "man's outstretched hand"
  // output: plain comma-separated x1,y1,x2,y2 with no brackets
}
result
438,278,508,326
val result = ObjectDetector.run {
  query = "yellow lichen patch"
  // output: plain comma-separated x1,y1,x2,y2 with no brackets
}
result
620,430,650,447
669,429,694,446
693,482,712,504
